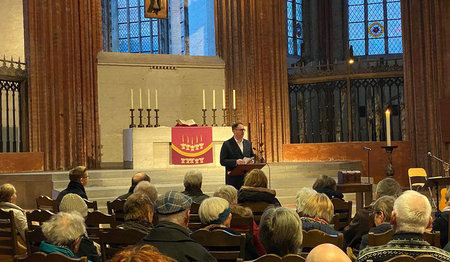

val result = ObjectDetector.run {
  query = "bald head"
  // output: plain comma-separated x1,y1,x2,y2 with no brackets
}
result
131,172,150,186
306,244,351,262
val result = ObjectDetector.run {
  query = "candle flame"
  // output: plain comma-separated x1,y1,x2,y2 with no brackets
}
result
385,109,391,115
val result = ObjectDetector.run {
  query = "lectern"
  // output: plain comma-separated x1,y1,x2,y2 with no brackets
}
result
228,163,266,176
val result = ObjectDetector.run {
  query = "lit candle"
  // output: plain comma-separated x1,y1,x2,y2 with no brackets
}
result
147,88,151,108
202,89,206,109
130,89,134,108
222,89,226,109
233,89,236,109
385,109,391,146
139,88,142,108
212,90,216,109
155,89,158,109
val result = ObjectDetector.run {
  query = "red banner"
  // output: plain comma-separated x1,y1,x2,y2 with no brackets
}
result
171,127,213,165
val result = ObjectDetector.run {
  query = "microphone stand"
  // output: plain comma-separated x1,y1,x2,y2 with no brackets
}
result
428,152,450,177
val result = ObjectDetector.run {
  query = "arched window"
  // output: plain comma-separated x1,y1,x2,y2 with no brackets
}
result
286,0,303,56
348,0,402,56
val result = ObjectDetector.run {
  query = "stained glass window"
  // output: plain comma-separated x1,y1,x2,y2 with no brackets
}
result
286,0,303,56
348,0,402,56
112,0,166,54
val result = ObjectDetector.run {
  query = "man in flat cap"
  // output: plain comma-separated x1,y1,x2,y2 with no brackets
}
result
140,191,217,262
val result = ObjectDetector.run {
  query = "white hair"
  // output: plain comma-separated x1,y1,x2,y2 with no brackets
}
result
393,190,431,233
296,187,317,214
134,181,158,203
199,197,230,225
41,212,86,247
213,185,238,204
183,170,203,189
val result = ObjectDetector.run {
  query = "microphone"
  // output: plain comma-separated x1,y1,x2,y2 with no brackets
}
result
363,146,372,151
428,151,432,157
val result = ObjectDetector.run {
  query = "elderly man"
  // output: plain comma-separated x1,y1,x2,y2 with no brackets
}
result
40,212,87,259
356,190,450,261
344,177,402,249
56,166,89,202
140,191,216,262
181,170,209,203
133,181,158,203
117,172,151,200
118,193,154,234
306,244,351,262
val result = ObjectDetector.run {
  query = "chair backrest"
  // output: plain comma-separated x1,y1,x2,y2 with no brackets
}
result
331,198,352,231
99,228,147,261
35,196,59,213
408,168,428,190
385,254,440,262
85,211,116,241
423,231,440,248
240,201,272,225
14,251,88,262
25,228,46,254
301,230,344,250
0,209,18,256
26,210,54,230
106,199,126,223
190,202,200,214
230,213,254,235
84,199,98,211
190,229,246,261
251,254,306,262
368,229,394,246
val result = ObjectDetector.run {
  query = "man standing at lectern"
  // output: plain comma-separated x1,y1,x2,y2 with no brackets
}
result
220,122,255,190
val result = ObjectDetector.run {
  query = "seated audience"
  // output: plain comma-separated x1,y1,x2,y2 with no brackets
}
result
356,190,450,261
359,196,395,250
110,244,174,262
0,183,27,242
198,197,259,260
118,193,154,234
295,187,317,216
344,177,402,249
306,243,351,262
59,193,101,262
259,207,303,256
140,191,216,262
40,212,87,259
133,181,158,203
301,193,340,236
56,166,89,202
117,172,151,200
237,169,281,206
214,185,265,255
181,170,209,204
312,175,343,200
432,189,450,247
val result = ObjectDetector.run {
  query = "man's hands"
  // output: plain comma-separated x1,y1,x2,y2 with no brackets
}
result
236,159,246,165
237,158,254,165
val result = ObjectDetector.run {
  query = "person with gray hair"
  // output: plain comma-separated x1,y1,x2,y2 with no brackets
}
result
181,170,209,204
295,187,317,215
259,207,303,257
40,212,87,259
133,181,158,203
344,177,402,250
357,190,450,261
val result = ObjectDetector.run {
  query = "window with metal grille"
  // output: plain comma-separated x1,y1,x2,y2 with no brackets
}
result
286,0,303,56
348,0,402,56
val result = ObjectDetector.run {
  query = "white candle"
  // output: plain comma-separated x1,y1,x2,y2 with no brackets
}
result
233,89,236,109
130,89,134,108
202,89,206,109
139,88,142,108
155,89,158,109
212,90,216,109
222,89,226,109
385,109,391,146
147,88,150,108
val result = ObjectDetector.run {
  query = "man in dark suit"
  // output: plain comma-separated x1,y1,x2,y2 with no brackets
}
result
220,122,255,190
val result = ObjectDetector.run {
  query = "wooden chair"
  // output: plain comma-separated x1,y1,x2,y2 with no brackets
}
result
14,251,87,262
35,196,58,213
240,201,272,225
190,202,200,214
424,231,440,248
301,230,344,250
368,229,394,246
230,213,254,235
251,254,306,262
26,210,54,230
331,198,352,231
190,229,246,261
0,209,18,257
25,228,45,254
84,199,98,211
106,199,126,223
385,254,440,262
188,203,203,230
99,228,147,261
85,211,116,241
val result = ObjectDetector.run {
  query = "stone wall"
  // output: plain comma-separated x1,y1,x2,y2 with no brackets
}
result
0,0,25,60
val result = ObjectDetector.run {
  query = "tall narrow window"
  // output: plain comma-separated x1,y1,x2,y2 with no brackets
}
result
348,0,402,56
286,0,303,56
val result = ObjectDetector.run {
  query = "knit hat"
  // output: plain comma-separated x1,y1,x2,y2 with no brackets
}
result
59,193,88,217
155,191,192,215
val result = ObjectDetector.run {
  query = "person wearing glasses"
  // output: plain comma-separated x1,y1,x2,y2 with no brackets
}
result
220,122,255,190
56,166,89,202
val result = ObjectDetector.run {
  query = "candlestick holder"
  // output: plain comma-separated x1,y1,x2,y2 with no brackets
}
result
129,109,136,128
202,109,207,126
222,108,227,126
382,145,398,177
212,109,218,126
146,109,153,127
154,109,160,127
233,108,237,123
138,108,144,127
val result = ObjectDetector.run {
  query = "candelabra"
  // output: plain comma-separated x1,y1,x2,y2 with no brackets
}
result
381,145,398,177
212,109,218,126
202,109,207,126
138,108,144,128
222,108,227,126
146,109,153,127
154,109,160,127
129,109,136,128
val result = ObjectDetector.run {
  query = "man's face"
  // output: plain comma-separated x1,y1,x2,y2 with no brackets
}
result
80,172,89,186
233,124,245,141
